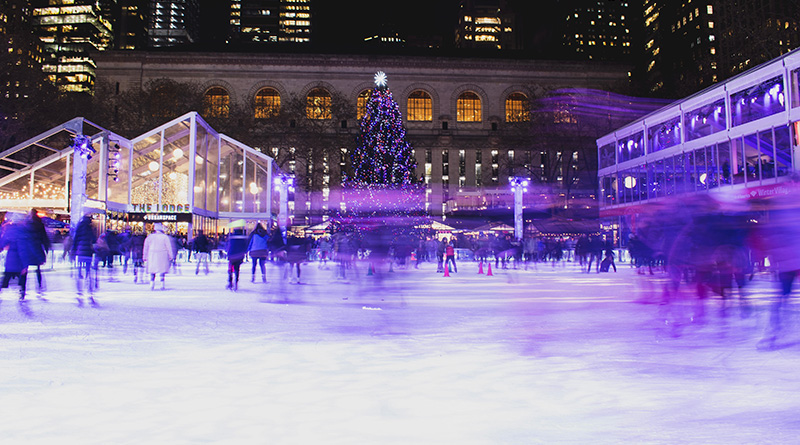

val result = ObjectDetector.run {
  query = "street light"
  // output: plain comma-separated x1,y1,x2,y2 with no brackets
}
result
70,134,95,231
509,177,529,241
273,174,294,236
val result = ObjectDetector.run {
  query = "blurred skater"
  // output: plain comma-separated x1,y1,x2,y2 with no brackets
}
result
28,210,51,294
143,223,175,290
0,212,36,300
758,188,800,345
226,226,247,291
71,214,97,301
247,223,269,283
444,237,457,273
130,230,146,283
192,230,212,275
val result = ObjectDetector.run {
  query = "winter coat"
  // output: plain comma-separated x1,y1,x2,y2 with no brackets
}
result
286,236,310,263
28,217,51,266
247,232,270,258
0,223,36,273
226,232,248,262
71,218,97,259
192,234,212,253
144,231,175,274
130,234,145,259
267,227,286,253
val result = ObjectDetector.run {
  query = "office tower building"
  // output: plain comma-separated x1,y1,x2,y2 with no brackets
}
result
560,0,635,62
455,0,521,51
148,0,200,48
716,0,800,79
115,0,148,50
1,0,47,103
228,0,311,45
31,0,114,93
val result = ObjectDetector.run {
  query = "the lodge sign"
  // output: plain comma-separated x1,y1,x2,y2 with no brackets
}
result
120,203,194,223
131,203,190,212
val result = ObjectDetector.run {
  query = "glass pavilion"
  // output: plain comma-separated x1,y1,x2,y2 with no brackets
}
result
0,112,278,236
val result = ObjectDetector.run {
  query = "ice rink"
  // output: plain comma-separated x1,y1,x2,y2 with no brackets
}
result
1,257,799,444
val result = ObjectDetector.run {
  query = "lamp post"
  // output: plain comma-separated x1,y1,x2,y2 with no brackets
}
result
273,174,293,237
70,134,95,231
510,177,528,241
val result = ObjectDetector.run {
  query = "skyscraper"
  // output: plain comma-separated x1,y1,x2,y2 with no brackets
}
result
640,1,800,98
148,0,200,48
1,0,47,106
31,0,114,93
228,0,311,45
560,0,634,62
641,0,718,97
455,0,521,51
115,0,148,50
716,0,800,79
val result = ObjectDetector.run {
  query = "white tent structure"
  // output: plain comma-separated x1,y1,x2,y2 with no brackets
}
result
0,112,278,235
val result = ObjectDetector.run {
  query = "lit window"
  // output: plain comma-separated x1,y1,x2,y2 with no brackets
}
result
505,92,530,122
407,90,432,121
457,91,481,122
357,89,371,120
203,87,229,118
306,88,331,119
254,87,280,118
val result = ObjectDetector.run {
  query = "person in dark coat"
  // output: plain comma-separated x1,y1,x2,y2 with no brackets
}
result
247,223,270,282
285,235,311,283
28,210,51,293
130,230,146,283
71,215,97,296
226,227,248,291
191,230,212,275
0,212,36,300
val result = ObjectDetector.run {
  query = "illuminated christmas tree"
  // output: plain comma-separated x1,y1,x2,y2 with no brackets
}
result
349,71,418,187
338,71,423,231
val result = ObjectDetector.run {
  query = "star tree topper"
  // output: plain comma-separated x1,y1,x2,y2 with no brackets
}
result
374,71,388,88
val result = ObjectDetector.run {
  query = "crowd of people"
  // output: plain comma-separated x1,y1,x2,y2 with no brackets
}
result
2,195,800,347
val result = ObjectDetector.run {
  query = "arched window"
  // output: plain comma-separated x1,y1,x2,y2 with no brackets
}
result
306,88,332,119
457,91,481,122
357,89,372,120
151,83,177,119
407,90,432,121
203,87,230,118
254,87,281,119
505,92,530,122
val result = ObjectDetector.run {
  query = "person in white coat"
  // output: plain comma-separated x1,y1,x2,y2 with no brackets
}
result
143,223,175,290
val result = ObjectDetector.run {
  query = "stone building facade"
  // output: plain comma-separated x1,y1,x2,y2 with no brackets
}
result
94,51,630,225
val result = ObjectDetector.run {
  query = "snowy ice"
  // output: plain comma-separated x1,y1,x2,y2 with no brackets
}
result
1,257,799,444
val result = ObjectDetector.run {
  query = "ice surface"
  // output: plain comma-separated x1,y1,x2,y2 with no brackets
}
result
0,259,798,444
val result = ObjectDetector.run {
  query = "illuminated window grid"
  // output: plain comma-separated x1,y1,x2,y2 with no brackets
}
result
306,88,331,119
254,87,280,118
505,92,530,122
203,87,229,118
457,91,481,122
407,90,432,121
357,89,371,120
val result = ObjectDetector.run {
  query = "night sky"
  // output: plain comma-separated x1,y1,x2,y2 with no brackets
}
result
198,0,558,57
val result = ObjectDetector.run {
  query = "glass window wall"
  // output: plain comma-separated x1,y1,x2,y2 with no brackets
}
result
617,132,643,163
775,125,792,177
730,75,785,127
647,117,681,153
684,98,726,141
